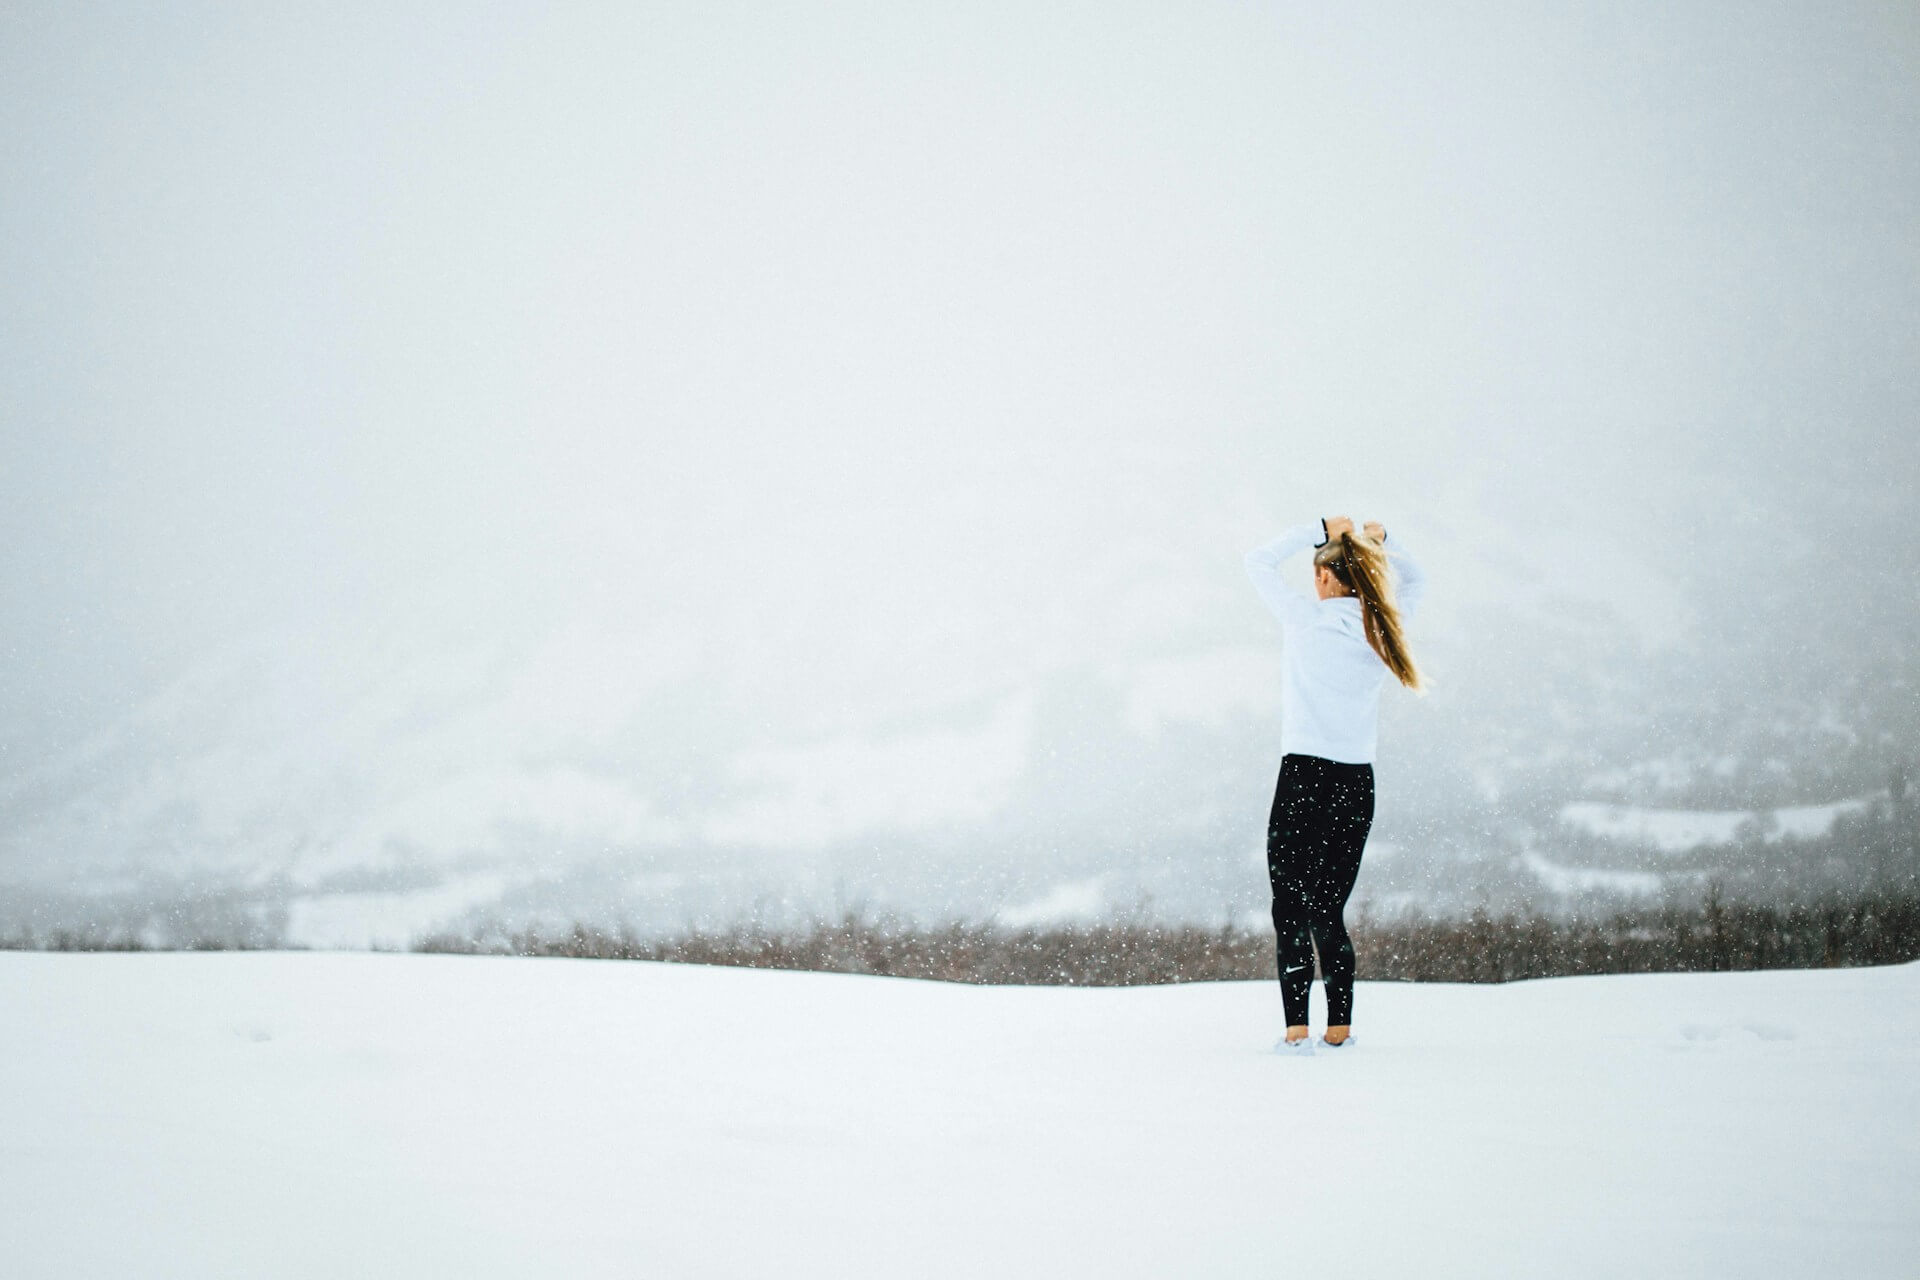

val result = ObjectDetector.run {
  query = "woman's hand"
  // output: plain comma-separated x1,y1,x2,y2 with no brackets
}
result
1363,520,1386,543
1325,516,1355,539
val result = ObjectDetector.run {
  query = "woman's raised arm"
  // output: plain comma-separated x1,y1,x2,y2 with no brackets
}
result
1380,527,1428,617
1243,521,1326,628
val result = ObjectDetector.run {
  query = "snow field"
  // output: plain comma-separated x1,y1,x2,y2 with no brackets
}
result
2,952,1915,1278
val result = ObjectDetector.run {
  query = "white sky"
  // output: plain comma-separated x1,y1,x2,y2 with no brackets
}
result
3,0,1916,755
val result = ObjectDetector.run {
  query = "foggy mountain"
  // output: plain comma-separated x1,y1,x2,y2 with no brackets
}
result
3,3,1916,944
4,473,1913,945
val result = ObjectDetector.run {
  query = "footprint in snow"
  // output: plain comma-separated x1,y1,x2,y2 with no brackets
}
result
1739,1021,1796,1042
1674,1021,1796,1046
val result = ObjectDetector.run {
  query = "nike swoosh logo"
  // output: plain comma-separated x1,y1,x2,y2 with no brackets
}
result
1284,965,1308,974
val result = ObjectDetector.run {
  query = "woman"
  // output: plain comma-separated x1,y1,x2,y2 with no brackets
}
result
1244,515,1426,1052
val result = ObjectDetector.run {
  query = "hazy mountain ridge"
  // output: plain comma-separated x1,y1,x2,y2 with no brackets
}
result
4,534,1913,945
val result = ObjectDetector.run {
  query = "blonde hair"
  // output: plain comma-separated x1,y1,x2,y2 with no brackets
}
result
1313,532,1424,691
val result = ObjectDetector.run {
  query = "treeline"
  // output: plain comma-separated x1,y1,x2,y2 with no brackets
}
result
10,888,1917,984
411,886,1920,985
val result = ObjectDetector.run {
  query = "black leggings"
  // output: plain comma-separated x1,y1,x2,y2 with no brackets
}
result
1266,753,1375,1028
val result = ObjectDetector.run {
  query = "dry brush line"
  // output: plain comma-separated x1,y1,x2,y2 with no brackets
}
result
412,889,1920,985
9,889,1916,979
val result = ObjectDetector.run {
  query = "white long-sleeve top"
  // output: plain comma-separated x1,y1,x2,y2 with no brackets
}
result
1243,522,1428,764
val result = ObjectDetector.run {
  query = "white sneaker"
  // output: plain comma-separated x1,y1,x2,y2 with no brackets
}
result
1273,1035,1316,1056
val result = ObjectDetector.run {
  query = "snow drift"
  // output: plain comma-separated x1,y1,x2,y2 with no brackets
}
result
3,952,1915,1278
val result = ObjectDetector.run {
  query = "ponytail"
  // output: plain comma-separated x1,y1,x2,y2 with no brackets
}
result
1315,531,1424,692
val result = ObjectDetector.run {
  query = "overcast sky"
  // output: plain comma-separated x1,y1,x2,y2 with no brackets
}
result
4,0,1916,761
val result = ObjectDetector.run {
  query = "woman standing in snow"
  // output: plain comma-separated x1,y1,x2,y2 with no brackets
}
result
1244,516,1426,1052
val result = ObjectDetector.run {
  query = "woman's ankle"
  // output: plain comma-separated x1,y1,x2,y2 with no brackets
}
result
1323,1024,1350,1045
1285,1024,1310,1043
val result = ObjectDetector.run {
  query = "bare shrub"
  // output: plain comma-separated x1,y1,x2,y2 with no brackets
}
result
413,888,1920,985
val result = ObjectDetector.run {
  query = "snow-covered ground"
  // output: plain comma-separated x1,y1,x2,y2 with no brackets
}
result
280,870,519,950
1520,847,1682,897
3,953,1915,1279
1558,793,1883,854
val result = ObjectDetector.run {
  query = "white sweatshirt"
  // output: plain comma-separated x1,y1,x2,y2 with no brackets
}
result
1243,522,1429,765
